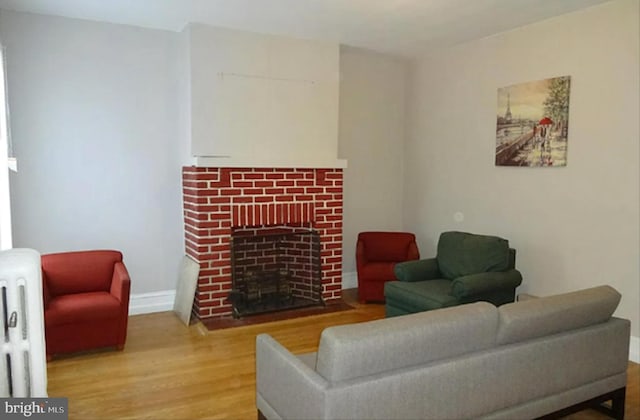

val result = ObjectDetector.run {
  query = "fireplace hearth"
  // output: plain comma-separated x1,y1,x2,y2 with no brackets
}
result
229,229,322,318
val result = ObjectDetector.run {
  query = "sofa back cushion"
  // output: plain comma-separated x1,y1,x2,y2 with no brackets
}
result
315,302,498,383
437,231,510,279
358,232,418,262
497,285,621,345
42,250,122,296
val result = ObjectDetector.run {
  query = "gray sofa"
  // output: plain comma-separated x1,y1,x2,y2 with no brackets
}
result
256,285,630,419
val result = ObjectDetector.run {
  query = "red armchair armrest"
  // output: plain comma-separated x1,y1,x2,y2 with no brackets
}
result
110,261,131,304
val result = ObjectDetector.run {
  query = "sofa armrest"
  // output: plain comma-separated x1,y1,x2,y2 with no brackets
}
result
110,261,131,304
393,258,440,282
451,269,523,298
256,334,328,420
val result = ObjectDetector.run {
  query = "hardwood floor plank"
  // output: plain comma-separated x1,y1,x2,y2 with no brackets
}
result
46,296,638,419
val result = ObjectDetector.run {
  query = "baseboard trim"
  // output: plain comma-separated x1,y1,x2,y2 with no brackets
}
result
129,290,176,315
342,271,357,290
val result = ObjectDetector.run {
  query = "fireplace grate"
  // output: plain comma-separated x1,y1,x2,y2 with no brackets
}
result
229,229,323,318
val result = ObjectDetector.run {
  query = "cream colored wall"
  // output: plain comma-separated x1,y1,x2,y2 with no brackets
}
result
339,47,408,275
405,0,639,343
188,24,340,166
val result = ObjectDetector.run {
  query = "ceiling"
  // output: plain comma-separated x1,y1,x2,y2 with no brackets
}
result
0,0,612,58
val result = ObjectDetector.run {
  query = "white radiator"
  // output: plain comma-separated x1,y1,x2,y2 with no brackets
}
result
0,248,47,397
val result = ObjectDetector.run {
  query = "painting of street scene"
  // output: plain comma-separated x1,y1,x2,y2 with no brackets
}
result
495,76,570,167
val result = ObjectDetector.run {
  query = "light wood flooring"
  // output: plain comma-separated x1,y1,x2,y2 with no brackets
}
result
47,293,639,420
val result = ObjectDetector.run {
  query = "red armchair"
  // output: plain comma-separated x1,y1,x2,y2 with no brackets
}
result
41,250,131,359
356,232,420,303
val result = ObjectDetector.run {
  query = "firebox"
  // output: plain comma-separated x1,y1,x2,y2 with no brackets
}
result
229,229,323,317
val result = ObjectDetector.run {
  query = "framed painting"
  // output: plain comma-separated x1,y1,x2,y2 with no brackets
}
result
495,76,571,167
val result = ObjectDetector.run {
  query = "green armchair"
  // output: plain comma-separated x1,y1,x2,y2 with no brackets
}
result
385,231,523,317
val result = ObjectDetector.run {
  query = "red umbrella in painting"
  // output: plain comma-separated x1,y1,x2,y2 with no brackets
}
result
539,117,553,125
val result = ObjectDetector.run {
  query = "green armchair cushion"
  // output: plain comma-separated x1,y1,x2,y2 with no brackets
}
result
437,231,510,279
384,280,459,312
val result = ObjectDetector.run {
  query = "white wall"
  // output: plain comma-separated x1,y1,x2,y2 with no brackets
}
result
406,0,639,341
0,10,185,294
339,47,409,275
176,25,193,167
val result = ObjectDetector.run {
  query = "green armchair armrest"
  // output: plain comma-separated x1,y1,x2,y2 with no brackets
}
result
450,269,523,298
394,258,440,282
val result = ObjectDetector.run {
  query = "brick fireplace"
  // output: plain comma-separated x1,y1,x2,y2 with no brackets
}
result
182,166,343,320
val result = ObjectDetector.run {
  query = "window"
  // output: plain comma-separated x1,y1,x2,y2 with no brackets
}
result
0,44,12,250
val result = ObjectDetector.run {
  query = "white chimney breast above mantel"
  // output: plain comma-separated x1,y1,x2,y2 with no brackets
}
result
192,156,347,169
183,25,341,165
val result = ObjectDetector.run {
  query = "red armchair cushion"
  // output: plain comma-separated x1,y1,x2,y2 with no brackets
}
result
42,250,123,296
45,292,122,327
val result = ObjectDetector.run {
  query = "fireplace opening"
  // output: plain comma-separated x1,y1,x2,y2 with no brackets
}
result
229,228,323,318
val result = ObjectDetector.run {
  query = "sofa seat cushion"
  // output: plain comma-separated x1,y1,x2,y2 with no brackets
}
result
437,231,510,279
385,279,459,311
358,262,397,282
46,292,121,327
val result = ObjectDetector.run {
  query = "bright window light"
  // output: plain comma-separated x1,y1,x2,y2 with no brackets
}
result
0,44,13,250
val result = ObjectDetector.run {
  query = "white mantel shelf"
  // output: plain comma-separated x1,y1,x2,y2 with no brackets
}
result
192,156,348,169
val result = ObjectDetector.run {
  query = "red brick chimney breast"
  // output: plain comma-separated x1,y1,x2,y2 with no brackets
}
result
182,167,343,319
